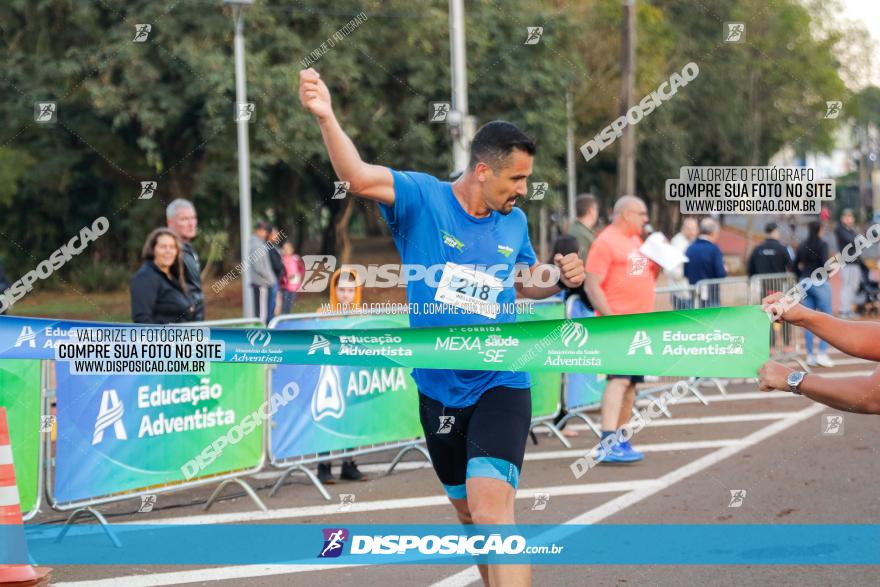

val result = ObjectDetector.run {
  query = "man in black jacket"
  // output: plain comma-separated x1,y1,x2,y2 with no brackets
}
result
167,199,204,320
0,260,10,315
267,226,286,319
747,222,793,278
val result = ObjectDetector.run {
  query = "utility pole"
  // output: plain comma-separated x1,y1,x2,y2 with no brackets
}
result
449,0,473,177
566,91,577,227
617,0,636,196
225,0,255,318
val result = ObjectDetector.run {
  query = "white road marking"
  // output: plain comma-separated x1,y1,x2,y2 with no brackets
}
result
114,480,658,528
563,411,795,431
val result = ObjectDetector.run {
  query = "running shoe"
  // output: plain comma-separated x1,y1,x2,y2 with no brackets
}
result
596,442,643,464
806,355,817,367
815,353,835,368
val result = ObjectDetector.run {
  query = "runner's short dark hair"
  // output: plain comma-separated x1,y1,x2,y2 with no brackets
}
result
468,121,536,171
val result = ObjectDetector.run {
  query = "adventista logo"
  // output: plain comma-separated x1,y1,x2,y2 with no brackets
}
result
312,365,345,421
560,322,589,348
627,330,653,355
319,528,349,558
308,334,331,356
93,389,127,445
497,244,514,258
441,230,465,252
14,326,36,348
246,329,271,347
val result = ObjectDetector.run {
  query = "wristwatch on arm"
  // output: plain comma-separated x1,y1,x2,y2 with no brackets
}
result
786,371,807,395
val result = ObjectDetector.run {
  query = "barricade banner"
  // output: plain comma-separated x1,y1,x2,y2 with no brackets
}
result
0,307,769,378
270,313,421,460
52,361,265,504
0,360,41,513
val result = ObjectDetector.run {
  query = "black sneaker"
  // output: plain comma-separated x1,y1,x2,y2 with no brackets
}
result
340,460,367,481
317,462,335,484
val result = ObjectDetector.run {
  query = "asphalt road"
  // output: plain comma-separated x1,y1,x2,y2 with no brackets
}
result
31,347,880,586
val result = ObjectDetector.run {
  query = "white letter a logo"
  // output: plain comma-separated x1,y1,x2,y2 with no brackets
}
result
93,389,127,445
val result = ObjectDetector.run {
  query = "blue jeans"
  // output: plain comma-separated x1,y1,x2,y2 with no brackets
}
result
281,291,297,315
801,281,832,354
267,283,279,320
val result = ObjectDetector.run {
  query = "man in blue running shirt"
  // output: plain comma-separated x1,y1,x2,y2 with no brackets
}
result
300,68,584,586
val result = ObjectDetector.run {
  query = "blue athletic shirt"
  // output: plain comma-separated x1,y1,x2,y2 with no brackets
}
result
378,169,538,407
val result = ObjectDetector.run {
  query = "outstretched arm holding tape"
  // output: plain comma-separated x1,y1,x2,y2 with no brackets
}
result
757,292,880,414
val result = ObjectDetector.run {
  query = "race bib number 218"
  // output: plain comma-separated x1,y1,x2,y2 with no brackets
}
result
434,262,503,318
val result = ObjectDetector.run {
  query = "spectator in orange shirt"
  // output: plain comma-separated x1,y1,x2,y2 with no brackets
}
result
583,195,659,463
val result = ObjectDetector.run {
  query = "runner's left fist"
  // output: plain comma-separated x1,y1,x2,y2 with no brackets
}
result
554,253,585,288
757,360,792,391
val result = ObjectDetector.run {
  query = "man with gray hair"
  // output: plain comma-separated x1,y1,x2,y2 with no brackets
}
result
684,217,726,307
584,195,659,463
166,198,204,320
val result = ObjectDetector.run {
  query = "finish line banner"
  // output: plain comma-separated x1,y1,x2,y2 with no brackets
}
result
0,306,769,377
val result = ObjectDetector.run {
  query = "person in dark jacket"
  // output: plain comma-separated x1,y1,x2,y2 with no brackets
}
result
684,218,727,307
796,221,835,367
267,226,286,320
747,222,793,277
166,199,204,321
0,260,10,315
131,228,196,324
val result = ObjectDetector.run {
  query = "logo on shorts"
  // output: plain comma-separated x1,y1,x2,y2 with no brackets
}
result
319,528,349,558
437,415,455,434
560,322,588,348
308,334,331,355
627,330,653,355
440,230,465,252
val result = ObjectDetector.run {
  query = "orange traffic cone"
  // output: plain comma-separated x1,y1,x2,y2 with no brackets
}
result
0,407,51,586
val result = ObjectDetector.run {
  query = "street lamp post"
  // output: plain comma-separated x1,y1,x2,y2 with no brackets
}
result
224,0,255,318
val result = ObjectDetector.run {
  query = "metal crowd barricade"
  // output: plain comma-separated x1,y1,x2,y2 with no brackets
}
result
748,272,807,370
46,318,269,545
266,309,430,501
631,283,712,414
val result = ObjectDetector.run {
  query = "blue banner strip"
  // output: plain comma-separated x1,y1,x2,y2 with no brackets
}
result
5,524,878,565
